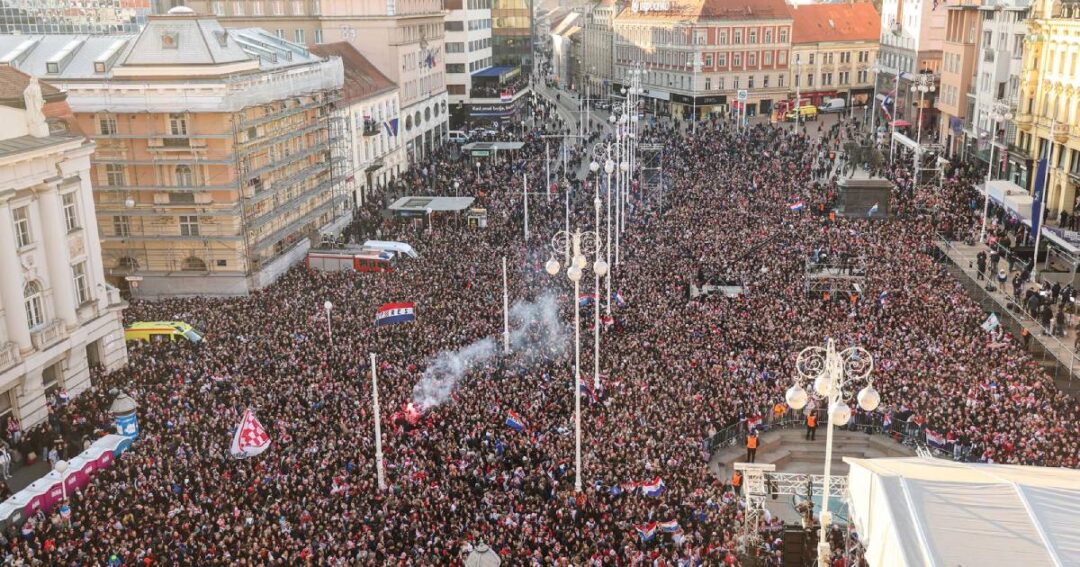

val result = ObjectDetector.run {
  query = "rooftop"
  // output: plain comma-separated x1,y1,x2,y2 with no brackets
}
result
789,3,881,44
0,66,62,108
614,0,792,22
309,42,397,104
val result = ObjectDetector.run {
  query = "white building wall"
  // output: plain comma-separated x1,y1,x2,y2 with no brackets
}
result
345,89,407,206
0,135,127,431
445,0,494,107
972,3,1029,138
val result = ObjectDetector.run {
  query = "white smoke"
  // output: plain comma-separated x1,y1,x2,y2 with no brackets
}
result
411,292,567,409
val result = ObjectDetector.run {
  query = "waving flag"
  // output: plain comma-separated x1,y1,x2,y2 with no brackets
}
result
868,202,880,217
600,314,615,331
579,383,597,403
230,409,271,459
981,313,1000,332
505,410,526,432
376,302,416,326
925,429,946,448
611,291,627,307
635,522,657,542
383,118,399,137
640,476,666,497
578,294,595,307
878,290,889,306
883,413,893,429
789,201,806,212
403,402,423,425
658,519,680,533
746,414,762,432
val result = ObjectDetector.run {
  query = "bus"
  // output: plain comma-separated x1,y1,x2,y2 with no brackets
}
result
306,250,396,273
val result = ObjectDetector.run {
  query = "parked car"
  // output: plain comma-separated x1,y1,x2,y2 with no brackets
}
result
447,130,470,143
785,105,819,121
818,98,847,113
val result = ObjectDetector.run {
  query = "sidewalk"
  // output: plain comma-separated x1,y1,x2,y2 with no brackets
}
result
936,238,1080,396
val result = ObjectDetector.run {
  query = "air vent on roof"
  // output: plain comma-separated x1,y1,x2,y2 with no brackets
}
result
0,37,41,67
214,30,228,47
45,38,85,74
93,38,128,73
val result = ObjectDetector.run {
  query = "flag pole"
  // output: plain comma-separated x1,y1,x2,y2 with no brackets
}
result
502,256,510,354
370,353,386,491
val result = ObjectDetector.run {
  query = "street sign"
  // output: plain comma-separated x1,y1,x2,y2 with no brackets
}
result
471,150,491,157
737,90,748,102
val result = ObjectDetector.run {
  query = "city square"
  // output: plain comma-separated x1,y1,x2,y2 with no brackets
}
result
0,0,1077,565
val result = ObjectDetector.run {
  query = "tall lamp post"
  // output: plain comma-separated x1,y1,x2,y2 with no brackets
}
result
545,228,604,493
785,339,880,567
979,99,1014,243
794,54,802,133
324,300,333,346
910,73,936,186
590,142,617,315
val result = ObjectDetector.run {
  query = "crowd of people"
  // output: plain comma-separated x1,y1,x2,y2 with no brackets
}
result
0,92,1077,566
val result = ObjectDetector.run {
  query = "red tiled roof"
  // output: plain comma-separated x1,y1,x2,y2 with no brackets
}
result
615,0,792,21
309,42,397,104
789,3,881,44
0,67,62,106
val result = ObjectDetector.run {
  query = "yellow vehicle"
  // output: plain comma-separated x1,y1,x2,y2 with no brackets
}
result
124,321,203,343
785,105,818,122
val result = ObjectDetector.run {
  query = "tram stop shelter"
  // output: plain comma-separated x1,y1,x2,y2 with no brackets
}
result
844,457,1080,567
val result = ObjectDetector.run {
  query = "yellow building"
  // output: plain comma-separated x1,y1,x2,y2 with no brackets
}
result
789,3,881,112
0,9,348,297
1015,0,1080,218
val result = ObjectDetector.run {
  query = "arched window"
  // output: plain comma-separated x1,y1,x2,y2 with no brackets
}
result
116,257,139,271
23,281,44,329
175,165,194,187
425,107,431,121
405,115,413,131
181,256,207,271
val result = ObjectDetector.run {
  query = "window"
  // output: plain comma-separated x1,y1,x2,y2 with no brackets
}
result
719,31,728,45
105,164,125,187
764,30,772,43
763,75,769,88
98,114,116,135
748,53,757,67
175,165,194,187
858,70,868,83
733,76,740,90
72,262,89,305
748,75,755,89
718,54,727,67
179,215,199,237
733,53,742,67
181,257,206,271
748,30,757,44
295,29,305,44
276,29,285,39
822,72,832,86
212,1,224,15
273,0,284,15
232,1,244,15
252,0,263,15
446,42,464,53
12,206,30,248
807,73,814,87
778,51,787,65
113,215,130,237
734,30,742,44
62,193,79,232
778,74,785,88
809,53,815,65
292,0,303,14
169,113,187,136
23,281,43,329
446,63,466,73
315,29,323,44
705,77,711,90
839,71,849,85
779,28,788,43
763,52,772,65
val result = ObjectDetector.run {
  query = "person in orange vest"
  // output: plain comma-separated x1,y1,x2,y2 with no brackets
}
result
746,431,759,463
806,411,818,441
732,470,742,494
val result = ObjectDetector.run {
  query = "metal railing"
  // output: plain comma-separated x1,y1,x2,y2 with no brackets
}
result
0,341,18,370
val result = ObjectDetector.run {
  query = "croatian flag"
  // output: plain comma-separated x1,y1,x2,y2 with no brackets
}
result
640,476,666,497
578,294,595,307
868,202,880,217
635,522,658,542
883,414,893,429
878,290,889,306
600,314,615,330
579,383,597,403
230,409,271,459
505,410,526,432
659,519,680,533
789,201,806,212
612,291,627,307
746,414,762,432
376,302,416,326
925,429,946,448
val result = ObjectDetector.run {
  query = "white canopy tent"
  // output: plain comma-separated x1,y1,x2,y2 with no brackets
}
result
977,179,1033,221
845,457,1080,567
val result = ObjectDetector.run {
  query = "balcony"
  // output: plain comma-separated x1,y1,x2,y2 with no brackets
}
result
1053,123,1070,142
983,49,995,63
30,320,64,350
362,119,380,137
147,137,207,151
1014,112,1033,128
0,342,18,371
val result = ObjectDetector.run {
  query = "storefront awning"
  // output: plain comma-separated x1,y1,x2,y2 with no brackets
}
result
977,179,1031,220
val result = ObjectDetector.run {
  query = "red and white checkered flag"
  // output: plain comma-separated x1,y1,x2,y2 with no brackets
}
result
230,409,271,459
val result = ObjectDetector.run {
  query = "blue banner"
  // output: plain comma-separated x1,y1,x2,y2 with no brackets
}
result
1032,157,1048,243
115,412,139,439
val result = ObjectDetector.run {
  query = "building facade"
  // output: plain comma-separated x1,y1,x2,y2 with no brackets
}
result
613,0,793,119
311,42,406,207
1016,0,1080,219
176,0,449,163
970,0,1030,188
789,3,881,110
0,10,348,297
445,0,496,127
581,0,616,99
0,0,151,34
0,68,128,431
492,0,534,69
937,0,981,156
876,0,946,133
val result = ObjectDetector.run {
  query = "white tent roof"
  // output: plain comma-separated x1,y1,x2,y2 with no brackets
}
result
845,457,1080,567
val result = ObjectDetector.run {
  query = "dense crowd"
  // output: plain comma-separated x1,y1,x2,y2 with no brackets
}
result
1,94,1077,566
